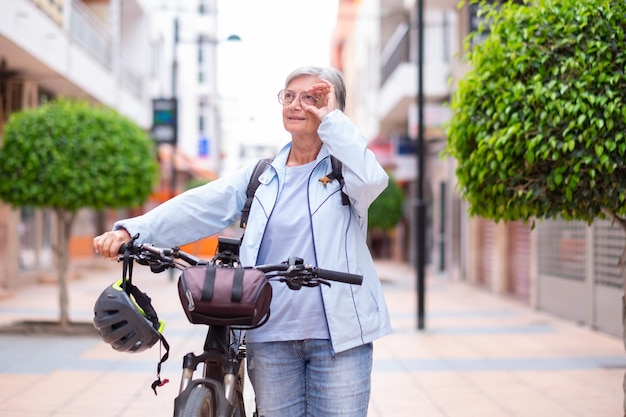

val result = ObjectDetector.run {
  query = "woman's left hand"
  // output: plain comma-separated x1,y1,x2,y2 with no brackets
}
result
303,80,338,120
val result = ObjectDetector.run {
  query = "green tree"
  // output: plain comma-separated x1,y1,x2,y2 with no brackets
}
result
0,98,158,328
445,0,626,406
186,178,210,190
368,175,404,258
369,175,404,231
446,0,626,224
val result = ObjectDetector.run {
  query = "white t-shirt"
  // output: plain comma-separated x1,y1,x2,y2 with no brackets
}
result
246,160,330,342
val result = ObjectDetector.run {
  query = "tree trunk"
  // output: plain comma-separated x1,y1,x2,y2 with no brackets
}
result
55,208,76,329
95,209,107,236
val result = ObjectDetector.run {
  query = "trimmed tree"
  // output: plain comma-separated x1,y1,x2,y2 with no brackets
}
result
445,0,626,404
369,175,404,230
368,175,405,257
0,98,158,328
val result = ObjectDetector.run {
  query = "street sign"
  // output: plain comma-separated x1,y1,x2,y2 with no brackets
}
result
198,137,210,157
152,98,177,144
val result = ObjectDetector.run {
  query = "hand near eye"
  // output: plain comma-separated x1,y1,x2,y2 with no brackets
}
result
303,80,338,120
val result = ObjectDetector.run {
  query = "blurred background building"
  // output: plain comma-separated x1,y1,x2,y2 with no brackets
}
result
0,0,623,339
331,0,623,338
0,0,232,287
147,0,241,201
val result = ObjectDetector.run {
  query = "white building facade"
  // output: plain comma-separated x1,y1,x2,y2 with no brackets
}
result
0,0,231,289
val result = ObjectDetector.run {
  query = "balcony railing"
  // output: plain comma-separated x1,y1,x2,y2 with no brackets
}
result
69,0,143,98
381,13,455,89
70,0,112,70
381,23,410,86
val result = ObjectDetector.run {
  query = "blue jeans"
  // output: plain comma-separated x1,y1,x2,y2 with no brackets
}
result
246,340,373,417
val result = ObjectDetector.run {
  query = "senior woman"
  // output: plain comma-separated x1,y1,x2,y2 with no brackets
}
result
93,65,392,417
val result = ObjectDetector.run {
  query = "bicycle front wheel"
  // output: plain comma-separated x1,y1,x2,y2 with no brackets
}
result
178,385,215,417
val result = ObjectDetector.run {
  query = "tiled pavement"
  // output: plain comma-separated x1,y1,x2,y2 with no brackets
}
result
0,258,624,416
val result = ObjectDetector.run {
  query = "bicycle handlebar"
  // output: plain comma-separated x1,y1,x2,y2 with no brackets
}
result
252,263,361,285
118,241,363,286
313,268,363,285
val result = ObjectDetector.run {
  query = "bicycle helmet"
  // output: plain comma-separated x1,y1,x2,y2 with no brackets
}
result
93,279,165,353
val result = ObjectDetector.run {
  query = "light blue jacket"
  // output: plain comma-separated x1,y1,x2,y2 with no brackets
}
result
115,110,392,352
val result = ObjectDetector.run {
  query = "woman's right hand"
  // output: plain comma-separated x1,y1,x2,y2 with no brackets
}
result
304,80,337,121
93,229,132,259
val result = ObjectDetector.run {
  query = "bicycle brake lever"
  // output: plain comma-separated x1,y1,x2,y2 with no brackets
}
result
282,278,302,291
300,278,331,288
317,279,331,287
136,258,151,266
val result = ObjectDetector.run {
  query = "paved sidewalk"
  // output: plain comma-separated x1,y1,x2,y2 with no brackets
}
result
371,261,625,417
0,258,624,416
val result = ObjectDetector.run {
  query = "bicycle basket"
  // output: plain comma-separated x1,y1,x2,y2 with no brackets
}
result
177,264,272,327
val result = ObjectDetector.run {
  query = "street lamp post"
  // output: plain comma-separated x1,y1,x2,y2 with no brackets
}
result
168,17,240,199
161,16,239,281
171,17,179,200
415,0,426,330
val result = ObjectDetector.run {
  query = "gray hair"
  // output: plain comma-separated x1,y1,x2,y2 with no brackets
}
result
284,66,346,111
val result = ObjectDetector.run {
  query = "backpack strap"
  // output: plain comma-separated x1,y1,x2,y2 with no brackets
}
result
324,156,350,206
240,158,272,229
240,155,349,230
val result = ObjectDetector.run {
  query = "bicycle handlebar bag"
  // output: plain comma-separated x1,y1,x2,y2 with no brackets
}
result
177,264,272,326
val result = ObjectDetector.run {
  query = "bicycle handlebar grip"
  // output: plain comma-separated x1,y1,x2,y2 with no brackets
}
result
118,242,139,255
255,264,290,273
314,268,363,285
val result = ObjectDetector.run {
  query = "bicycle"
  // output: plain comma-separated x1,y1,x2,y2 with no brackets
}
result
102,236,363,417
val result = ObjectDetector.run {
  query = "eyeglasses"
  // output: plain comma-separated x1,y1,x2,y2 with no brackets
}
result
277,89,319,106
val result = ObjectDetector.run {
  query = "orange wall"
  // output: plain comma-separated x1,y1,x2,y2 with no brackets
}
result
70,235,219,259
180,236,219,259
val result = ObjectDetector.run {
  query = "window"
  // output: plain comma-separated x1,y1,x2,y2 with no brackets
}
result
198,42,205,83
198,0,208,14
199,102,205,131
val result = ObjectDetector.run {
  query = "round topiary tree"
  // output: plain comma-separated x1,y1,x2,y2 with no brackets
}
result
445,0,626,406
447,0,626,224
0,98,158,328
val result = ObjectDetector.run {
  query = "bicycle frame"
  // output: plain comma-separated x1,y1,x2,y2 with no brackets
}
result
174,324,247,417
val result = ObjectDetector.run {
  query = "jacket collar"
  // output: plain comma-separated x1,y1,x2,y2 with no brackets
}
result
275,142,331,166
